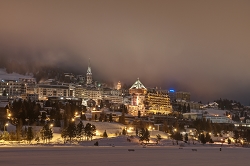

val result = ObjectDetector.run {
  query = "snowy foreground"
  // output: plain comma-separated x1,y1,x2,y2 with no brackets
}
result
1,146,250,166
2,121,250,165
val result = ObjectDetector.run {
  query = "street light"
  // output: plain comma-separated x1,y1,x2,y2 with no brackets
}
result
7,113,11,119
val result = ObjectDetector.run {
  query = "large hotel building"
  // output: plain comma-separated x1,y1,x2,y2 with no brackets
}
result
128,78,172,116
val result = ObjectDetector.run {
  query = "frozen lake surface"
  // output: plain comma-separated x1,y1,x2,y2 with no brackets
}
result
1,146,250,166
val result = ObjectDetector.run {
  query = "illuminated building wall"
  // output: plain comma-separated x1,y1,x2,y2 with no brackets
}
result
128,79,147,116
144,88,172,114
36,84,70,100
116,81,121,90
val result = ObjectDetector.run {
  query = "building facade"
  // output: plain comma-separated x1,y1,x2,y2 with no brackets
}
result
175,91,191,101
128,78,147,116
144,88,172,114
36,84,70,100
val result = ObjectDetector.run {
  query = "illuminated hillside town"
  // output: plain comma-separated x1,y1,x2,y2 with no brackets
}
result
0,61,249,146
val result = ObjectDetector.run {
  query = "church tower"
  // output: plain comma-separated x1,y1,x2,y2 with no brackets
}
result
86,59,92,85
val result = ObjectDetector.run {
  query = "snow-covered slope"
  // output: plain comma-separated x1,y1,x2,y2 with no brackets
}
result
0,68,33,80
191,108,227,116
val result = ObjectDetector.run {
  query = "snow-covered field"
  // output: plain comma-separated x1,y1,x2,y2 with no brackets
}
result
0,146,250,166
2,113,249,165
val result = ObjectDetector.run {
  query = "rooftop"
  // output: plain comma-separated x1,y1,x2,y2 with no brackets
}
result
130,78,146,90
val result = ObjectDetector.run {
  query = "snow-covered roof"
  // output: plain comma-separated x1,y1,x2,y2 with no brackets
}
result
130,78,146,90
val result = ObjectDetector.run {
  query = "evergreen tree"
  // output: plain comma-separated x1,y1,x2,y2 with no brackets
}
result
40,124,53,143
205,133,211,143
80,113,87,121
200,133,206,144
156,134,162,143
173,121,179,131
103,130,108,138
67,121,76,142
76,121,84,141
94,114,98,121
23,126,28,139
135,128,138,136
10,99,23,141
187,104,191,113
183,104,187,113
184,133,188,142
206,119,212,132
26,126,34,144
139,128,150,143
122,128,127,135
99,114,103,122
163,120,170,133
228,138,231,144
172,132,183,141
104,114,108,122
109,113,113,122
119,111,125,124
234,130,239,143
2,90,6,96
61,128,68,143
84,123,96,141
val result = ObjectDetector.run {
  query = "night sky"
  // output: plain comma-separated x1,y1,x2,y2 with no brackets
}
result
0,0,250,104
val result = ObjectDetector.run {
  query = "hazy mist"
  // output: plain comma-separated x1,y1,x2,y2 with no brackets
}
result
0,0,250,104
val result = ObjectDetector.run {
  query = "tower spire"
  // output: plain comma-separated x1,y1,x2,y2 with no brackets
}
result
87,58,92,74
86,58,92,84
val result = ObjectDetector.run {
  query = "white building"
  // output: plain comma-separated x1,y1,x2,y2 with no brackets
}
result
36,84,70,100
0,80,21,96
183,113,203,120
204,115,234,123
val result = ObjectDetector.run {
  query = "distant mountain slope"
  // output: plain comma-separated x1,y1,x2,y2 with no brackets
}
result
0,68,33,80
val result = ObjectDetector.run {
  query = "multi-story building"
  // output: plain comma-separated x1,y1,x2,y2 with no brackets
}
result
204,115,234,124
128,79,173,116
76,75,85,84
61,83,75,97
36,84,70,100
84,87,102,102
144,88,172,114
0,80,22,96
128,78,147,116
102,88,123,104
20,78,37,95
75,85,84,98
175,91,191,101
176,100,203,110
20,93,39,101
183,112,203,120
0,77,37,99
